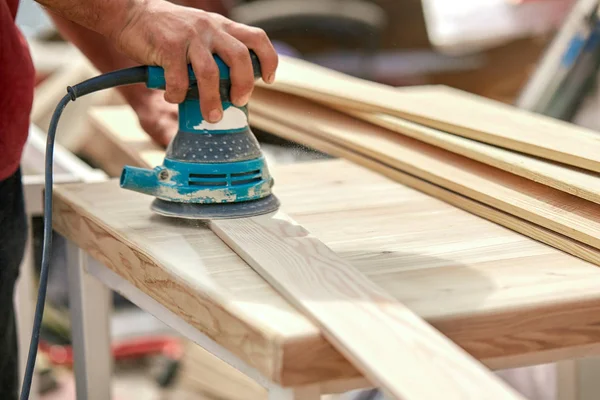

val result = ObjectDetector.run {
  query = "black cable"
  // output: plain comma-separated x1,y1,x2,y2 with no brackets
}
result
19,65,148,400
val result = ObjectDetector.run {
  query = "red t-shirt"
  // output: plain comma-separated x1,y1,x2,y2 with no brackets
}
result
0,0,35,181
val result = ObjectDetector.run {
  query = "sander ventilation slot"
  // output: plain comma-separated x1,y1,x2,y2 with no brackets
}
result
187,169,262,187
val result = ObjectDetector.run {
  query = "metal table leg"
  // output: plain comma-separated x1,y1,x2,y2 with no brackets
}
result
65,239,113,400
15,215,38,400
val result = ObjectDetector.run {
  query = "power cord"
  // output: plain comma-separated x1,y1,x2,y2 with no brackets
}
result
19,65,149,400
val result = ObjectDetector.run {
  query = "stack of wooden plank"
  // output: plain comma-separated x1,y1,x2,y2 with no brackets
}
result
248,55,600,269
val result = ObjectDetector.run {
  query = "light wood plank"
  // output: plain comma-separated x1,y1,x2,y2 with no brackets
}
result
248,89,600,252
248,112,600,268
211,213,525,400
342,109,600,206
87,106,165,175
166,340,267,400
259,56,600,172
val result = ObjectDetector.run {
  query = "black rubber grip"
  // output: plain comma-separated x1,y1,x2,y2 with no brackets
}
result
250,50,262,80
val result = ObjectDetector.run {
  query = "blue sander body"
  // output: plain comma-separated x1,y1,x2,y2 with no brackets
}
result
120,52,280,219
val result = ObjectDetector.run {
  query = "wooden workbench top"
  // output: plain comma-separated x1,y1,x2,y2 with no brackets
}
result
52,159,600,387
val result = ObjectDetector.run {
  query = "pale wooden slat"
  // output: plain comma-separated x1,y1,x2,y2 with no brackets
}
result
211,213,525,400
247,115,600,373
175,341,266,400
259,56,600,172
248,112,600,268
88,107,165,169
248,89,600,251
341,109,600,206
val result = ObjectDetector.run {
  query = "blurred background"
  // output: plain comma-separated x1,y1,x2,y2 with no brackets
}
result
14,0,600,399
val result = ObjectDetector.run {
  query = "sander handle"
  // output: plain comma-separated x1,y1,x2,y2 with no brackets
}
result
146,50,262,90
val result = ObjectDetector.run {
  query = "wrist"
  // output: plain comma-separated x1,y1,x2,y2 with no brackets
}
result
103,0,150,41
37,0,147,39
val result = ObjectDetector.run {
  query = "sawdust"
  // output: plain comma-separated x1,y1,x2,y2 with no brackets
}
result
155,185,239,203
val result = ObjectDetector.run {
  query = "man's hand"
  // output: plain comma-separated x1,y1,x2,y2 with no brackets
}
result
37,0,278,123
113,2,277,123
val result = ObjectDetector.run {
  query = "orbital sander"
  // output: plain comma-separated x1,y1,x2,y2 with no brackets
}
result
19,51,278,399
120,51,279,219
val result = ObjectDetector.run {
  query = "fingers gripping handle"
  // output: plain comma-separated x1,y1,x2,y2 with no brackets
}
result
146,50,261,91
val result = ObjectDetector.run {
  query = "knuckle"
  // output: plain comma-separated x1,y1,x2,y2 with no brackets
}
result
198,62,219,83
192,13,211,31
252,27,269,41
221,42,251,69
230,47,250,66
223,40,250,65
235,79,254,94
182,22,196,37
221,19,236,31
165,70,188,92
162,34,179,50
158,45,183,66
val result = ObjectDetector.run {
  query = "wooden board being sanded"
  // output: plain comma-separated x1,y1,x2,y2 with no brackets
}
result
248,88,600,253
258,56,600,173
211,214,525,400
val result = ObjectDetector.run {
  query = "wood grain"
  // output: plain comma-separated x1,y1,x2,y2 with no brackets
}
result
248,88,600,251
51,190,282,376
248,112,600,268
342,109,600,205
259,56,600,172
211,213,525,400
79,105,600,386
175,341,266,400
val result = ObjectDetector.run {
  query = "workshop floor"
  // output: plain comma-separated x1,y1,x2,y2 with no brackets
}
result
40,364,237,400
38,352,556,400
39,358,356,400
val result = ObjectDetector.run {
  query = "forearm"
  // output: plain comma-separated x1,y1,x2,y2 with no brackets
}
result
40,0,231,38
35,0,139,40
47,12,146,108
47,0,232,108
47,0,231,71
38,0,278,123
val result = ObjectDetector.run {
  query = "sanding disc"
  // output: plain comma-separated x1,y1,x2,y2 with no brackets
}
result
150,194,280,220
